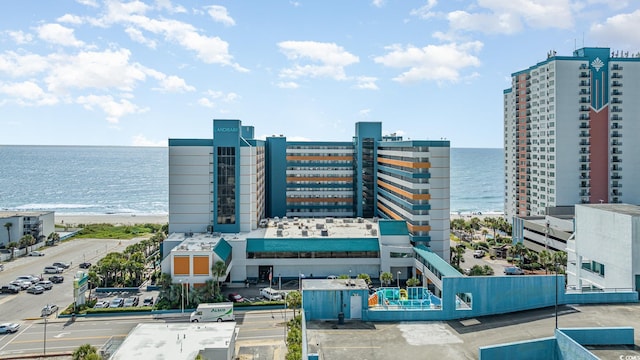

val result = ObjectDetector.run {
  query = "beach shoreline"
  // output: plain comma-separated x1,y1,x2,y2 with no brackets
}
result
55,212,504,227
56,214,168,226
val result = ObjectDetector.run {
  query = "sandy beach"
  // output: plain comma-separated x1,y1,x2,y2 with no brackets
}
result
56,214,168,226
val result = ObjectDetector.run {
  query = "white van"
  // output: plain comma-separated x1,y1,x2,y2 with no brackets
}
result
190,303,235,322
260,287,282,301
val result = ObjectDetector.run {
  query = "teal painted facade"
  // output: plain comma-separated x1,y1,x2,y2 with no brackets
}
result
213,119,242,233
265,136,287,217
479,327,635,360
303,287,369,321
354,122,381,217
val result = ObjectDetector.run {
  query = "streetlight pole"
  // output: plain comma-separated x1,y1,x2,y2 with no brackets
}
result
43,306,48,355
179,280,184,314
397,271,401,288
555,262,559,329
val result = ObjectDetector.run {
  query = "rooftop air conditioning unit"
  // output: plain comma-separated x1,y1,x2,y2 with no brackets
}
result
301,230,308,237
366,224,372,230
326,217,333,223
316,223,324,229
357,217,363,223
371,229,377,236
276,229,283,237
321,229,329,236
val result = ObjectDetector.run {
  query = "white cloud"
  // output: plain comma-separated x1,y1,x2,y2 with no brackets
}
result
290,1,301,7
0,81,58,106
410,0,438,19
374,42,483,83
154,75,195,93
76,0,98,7
44,49,147,93
76,94,147,123
155,0,187,13
197,90,240,108
372,0,385,8
590,9,640,48
0,52,50,77
125,27,157,48
447,10,521,34
131,134,166,146
354,76,379,90
7,30,33,44
36,23,85,47
93,3,247,71
277,81,300,89
57,14,84,25
444,0,574,34
205,5,236,26
359,108,371,117
278,41,359,80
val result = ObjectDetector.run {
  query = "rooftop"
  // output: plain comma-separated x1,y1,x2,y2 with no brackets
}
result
263,217,379,238
111,322,237,360
302,278,369,291
579,203,640,217
0,211,53,218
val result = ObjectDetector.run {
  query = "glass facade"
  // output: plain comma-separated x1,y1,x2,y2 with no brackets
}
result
217,146,236,224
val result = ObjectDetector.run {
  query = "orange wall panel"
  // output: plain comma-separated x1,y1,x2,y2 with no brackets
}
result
193,256,210,275
173,256,190,275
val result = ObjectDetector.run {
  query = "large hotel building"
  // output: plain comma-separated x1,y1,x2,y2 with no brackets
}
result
504,47,640,219
168,120,451,260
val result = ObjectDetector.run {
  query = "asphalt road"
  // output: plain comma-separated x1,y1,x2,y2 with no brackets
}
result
0,237,142,323
0,310,289,359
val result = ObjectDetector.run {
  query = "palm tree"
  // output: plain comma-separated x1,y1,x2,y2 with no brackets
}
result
19,234,35,255
553,251,568,273
6,241,18,260
211,260,227,297
4,222,12,244
539,250,552,274
380,271,393,286
47,232,60,245
406,277,420,287
72,343,99,360
357,273,371,285
286,290,302,317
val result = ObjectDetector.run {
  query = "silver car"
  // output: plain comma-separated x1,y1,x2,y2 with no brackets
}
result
0,323,19,334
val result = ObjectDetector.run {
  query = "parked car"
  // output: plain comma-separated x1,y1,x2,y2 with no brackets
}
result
17,275,41,283
94,301,110,309
44,266,63,274
0,284,20,294
28,251,45,257
504,266,525,275
473,250,486,258
227,293,245,303
0,323,19,334
41,304,59,317
79,262,92,269
110,298,124,308
36,280,53,290
0,264,4,271
48,275,64,284
142,296,154,306
123,297,139,307
10,280,29,290
52,262,70,269
26,285,45,294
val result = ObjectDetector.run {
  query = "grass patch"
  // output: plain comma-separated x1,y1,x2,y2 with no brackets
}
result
72,223,163,240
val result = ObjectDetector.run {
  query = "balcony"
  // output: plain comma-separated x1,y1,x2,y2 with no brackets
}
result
611,108,623,113
612,174,622,180
580,157,590,162
611,116,622,121
611,183,622,188
612,140,622,146
612,190,622,196
612,81,623,87
612,165,622,171
579,89,590,95
611,133,622,138
612,90,623,96
579,106,589,112
580,140,590,146
579,149,590,154
611,73,623,79
579,114,590,120
580,165,591,171
579,131,590,137
611,158,622,163
579,98,590,103
580,191,590,196
611,124,622,130
579,123,590,129
612,64,623,70
611,98,622,104
579,72,590,78
612,149,622,154
580,182,590,188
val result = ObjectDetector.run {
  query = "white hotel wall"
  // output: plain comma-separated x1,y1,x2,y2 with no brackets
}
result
169,146,213,234
240,146,258,232
572,205,639,290
428,146,451,262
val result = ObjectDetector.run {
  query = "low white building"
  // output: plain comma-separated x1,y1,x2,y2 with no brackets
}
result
110,322,237,360
567,204,640,292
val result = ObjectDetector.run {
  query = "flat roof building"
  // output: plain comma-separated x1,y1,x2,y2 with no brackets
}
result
168,119,450,260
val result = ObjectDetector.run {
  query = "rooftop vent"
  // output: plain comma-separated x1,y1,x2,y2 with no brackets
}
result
326,218,334,223
357,217,364,223
301,230,308,237
276,229,283,237
321,229,329,236
316,223,325,230
371,229,377,236
366,224,372,230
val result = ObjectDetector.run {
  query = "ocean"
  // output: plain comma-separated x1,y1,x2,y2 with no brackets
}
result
0,146,503,216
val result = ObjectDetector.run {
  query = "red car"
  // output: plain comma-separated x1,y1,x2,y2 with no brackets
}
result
227,293,245,302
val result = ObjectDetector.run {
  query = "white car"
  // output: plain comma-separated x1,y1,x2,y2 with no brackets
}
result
94,301,110,309
29,251,45,257
41,304,59,317
37,280,53,290
0,323,19,334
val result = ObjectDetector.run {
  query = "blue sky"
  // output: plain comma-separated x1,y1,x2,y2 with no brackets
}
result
0,0,637,147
